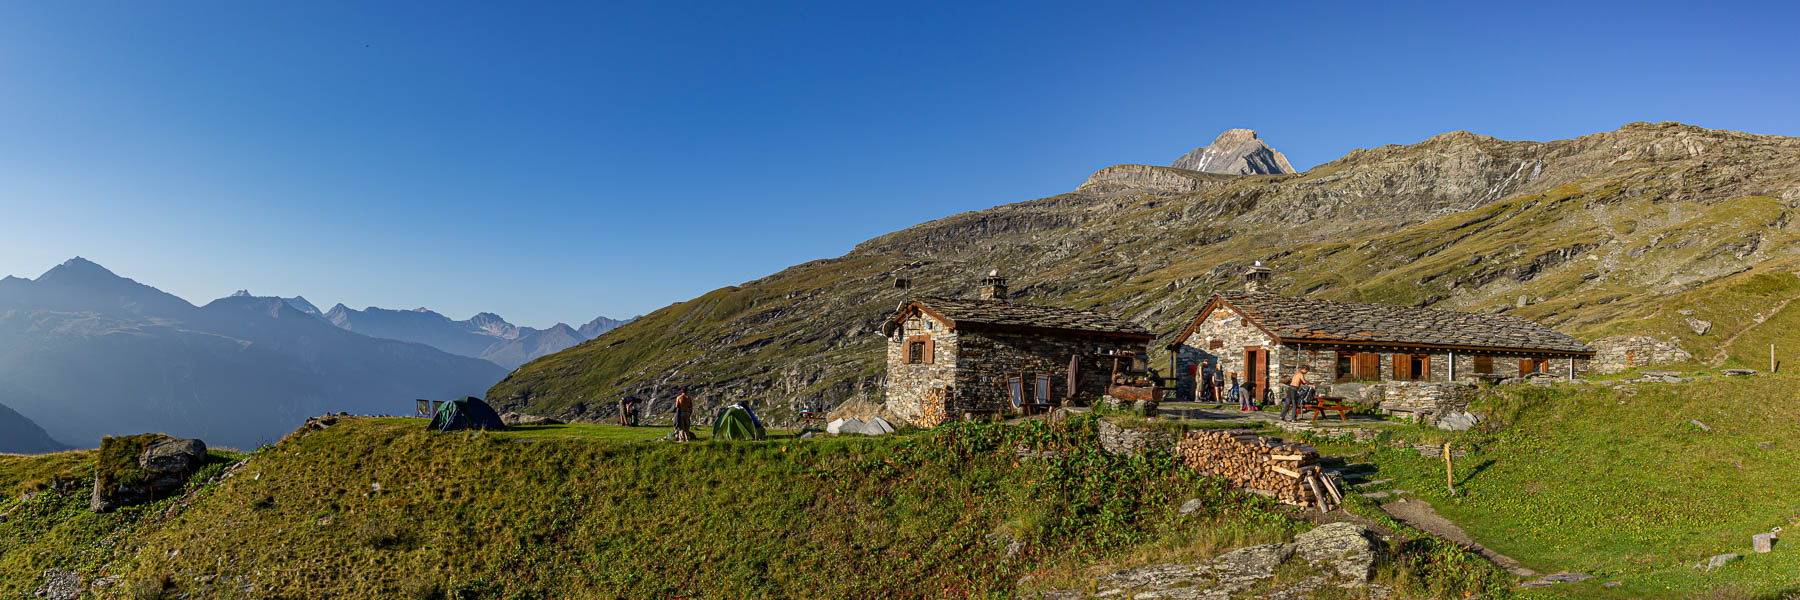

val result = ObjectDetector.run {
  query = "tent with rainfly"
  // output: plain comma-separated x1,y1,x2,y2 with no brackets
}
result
712,404,766,441
428,396,507,432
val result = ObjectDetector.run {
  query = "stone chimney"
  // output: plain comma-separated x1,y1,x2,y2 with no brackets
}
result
1244,261,1272,293
979,270,1008,302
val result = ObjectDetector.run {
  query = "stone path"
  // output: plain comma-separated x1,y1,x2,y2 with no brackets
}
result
1379,498,1535,577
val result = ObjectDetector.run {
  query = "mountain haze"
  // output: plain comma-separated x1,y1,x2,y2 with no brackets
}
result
0,400,68,454
322,305,631,369
0,259,507,448
490,123,1800,424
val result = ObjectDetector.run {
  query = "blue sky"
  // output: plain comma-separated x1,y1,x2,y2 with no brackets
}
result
2,1,1796,328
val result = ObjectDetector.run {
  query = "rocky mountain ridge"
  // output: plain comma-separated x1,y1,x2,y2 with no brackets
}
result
321,304,631,369
490,122,1800,425
1170,128,1296,174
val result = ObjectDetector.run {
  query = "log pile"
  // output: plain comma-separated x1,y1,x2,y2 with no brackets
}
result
1175,429,1343,511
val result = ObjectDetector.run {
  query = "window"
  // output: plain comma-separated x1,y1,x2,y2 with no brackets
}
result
1473,355,1494,374
904,335,933,365
1394,353,1429,381
1209,339,1224,350
1519,358,1547,375
1336,352,1355,379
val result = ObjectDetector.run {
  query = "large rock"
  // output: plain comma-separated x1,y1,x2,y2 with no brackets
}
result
500,412,564,426
1292,522,1382,582
864,417,895,435
826,418,867,435
1030,522,1384,598
90,434,208,513
33,570,81,600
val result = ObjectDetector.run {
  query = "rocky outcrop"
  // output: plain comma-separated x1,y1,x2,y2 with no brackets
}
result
1028,522,1385,599
1171,129,1297,175
1077,164,1221,193
90,434,208,513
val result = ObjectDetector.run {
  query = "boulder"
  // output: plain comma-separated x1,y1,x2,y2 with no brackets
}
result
91,434,208,513
1721,369,1757,376
1686,316,1713,335
1706,553,1739,571
500,412,564,426
1689,419,1712,432
865,417,895,435
1435,410,1480,431
34,570,81,600
1177,498,1206,517
1292,522,1381,582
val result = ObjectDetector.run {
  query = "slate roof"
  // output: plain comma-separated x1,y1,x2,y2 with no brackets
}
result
1175,291,1592,355
884,296,1154,339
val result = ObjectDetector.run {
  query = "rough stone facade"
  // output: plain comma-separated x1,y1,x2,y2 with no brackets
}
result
1173,303,1588,404
883,314,958,425
1589,335,1693,373
884,313,1147,425
953,329,1144,415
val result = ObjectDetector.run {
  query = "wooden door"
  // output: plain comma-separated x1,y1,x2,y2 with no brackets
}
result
1245,347,1267,403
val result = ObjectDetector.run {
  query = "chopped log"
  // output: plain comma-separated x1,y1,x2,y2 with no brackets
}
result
1306,474,1329,512
1271,466,1301,478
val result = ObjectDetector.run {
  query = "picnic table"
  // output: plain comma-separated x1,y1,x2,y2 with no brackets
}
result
1305,396,1355,421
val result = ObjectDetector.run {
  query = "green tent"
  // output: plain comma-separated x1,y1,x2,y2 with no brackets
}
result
712,405,766,441
428,396,506,432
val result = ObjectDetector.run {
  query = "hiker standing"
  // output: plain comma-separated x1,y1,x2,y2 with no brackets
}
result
619,395,640,427
1282,366,1315,422
672,386,694,441
1229,371,1248,411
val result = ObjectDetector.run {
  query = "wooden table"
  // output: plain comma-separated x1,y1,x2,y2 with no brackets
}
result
1306,396,1354,421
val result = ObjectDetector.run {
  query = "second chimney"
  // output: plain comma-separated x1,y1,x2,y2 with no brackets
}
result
1244,261,1272,293
980,270,1008,302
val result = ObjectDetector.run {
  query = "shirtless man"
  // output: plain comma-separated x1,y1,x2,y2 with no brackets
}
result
1282,366,1315,422
672,386,694,441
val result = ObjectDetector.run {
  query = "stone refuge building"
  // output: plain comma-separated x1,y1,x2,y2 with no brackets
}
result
1168,266,1595,416
880,275,1154,425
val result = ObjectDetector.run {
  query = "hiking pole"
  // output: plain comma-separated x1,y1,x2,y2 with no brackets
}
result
1444,442,1457,497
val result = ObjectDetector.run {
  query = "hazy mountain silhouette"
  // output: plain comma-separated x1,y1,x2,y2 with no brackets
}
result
0,258,507,449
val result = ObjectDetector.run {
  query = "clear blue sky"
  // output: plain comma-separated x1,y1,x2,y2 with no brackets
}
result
2,1,1796,328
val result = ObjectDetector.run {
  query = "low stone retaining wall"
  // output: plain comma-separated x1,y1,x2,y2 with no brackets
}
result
1096,419,1179,457
1589,336,1692,373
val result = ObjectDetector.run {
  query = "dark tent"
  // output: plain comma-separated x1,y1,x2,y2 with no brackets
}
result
428,396,506,432
712,405,766,441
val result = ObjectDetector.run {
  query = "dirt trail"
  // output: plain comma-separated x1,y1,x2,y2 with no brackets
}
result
1711,294,1799,365
1380,499,1536,577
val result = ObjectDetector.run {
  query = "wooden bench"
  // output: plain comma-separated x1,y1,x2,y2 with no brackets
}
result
1306,396,1354,422
796,410,828,429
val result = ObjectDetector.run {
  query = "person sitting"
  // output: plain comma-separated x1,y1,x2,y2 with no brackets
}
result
619,394,641,427
1281,367,1316,422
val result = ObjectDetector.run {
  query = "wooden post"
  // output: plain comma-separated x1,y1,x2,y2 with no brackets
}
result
1444,442,1457,496
1772,344,1777,373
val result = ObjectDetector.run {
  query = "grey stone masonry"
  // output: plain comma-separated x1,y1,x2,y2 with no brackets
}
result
955,329,1144,414
884,315,957,425
1589,336,1693,373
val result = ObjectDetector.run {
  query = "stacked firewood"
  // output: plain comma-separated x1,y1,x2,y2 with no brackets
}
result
1174,429,1344,511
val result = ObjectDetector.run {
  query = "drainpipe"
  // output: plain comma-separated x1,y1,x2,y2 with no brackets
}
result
1448,350,1456,381
1568,356,1575,381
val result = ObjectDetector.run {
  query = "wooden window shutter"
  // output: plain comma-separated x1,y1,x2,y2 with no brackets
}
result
1474,355,1493,374
1394,354,1409,380
1519,359,1533,376
923,337,934,364
1418,355,1430,380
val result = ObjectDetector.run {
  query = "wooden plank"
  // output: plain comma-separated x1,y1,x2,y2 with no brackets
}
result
1272,466,1302,478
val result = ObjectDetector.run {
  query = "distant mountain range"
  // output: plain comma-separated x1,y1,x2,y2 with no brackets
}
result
0,258,511,449
322,305,634,370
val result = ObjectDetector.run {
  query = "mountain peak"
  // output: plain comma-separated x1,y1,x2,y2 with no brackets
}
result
1171,129,1296,175
231,289,253,297
37,256,123,283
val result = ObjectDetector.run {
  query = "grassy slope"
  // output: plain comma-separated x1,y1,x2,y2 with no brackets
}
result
1311,376,1800,599
2,417,1517,599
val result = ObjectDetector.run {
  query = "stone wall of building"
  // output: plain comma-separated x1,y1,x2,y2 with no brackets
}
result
1174,307,1277,401
883,315,958,424
1588,336,1692,373
1374,382,1476,423
954,329,1146,414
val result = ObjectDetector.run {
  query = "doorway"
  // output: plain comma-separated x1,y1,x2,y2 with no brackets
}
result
1244,346,1268,404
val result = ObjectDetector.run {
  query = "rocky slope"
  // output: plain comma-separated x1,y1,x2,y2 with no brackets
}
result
1170,128,1296,174
490,122,1800,423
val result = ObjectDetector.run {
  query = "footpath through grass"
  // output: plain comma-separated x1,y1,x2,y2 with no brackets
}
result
1312,376,1800,599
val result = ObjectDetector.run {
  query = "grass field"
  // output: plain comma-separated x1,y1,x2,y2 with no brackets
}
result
1312,376,1800,599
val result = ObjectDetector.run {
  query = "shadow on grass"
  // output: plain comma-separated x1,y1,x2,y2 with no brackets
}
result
1454,459,1496,488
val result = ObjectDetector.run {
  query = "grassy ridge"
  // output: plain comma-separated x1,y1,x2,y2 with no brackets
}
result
1311,376,1800,599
